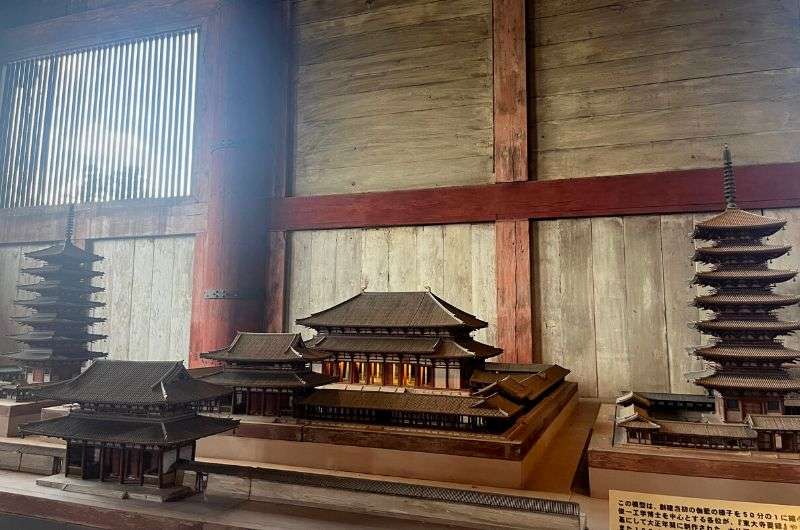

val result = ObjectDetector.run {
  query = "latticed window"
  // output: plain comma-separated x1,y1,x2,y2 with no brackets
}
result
0,28,199,208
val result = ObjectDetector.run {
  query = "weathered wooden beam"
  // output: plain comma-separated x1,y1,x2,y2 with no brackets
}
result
266,162,800,230
493,0,532,363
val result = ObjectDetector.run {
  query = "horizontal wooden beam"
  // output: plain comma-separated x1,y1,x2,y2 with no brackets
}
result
267,162,800,231
0,198,206,244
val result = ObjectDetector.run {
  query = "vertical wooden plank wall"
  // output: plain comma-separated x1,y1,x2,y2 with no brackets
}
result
287,1,499,338
286,226,497,345
531,0,800,397
91,236,195,363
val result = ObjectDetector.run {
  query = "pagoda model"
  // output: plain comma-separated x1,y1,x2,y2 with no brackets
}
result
298,291,502,390
2,205,106,394
692,146,800,423
617,146,800,452
198,332,335,416
19,361,238,494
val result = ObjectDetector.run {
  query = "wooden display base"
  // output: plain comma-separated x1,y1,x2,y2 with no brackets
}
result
588,404,800,504
36,474,193,502
0,400,57,438
197,383,581,489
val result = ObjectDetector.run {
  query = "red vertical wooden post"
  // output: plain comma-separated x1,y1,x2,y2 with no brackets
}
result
189,2,287,366
493,0,533,363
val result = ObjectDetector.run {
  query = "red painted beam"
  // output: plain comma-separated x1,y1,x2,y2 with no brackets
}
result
266,162,800,231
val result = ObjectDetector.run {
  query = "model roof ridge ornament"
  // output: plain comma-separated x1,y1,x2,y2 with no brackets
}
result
723,144,737,209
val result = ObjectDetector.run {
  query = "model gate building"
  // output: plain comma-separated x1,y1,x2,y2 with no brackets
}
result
19,361,238,488
200,332,335,416
1,207,107,398
618,148,800,452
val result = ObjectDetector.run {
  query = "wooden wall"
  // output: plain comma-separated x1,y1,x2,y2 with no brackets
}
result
287,224,497,345
531,0,800,397
292,0,493,196
91,236,195,363
287,1,499,340
0,244,38,355
0,236,194,363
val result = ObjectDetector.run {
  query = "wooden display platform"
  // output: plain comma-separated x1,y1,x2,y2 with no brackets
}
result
0,400,57,438
196,383,581,489
588,404,800,504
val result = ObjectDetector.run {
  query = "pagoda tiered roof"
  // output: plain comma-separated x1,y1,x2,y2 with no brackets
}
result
2,207,108,376
689,146,800,405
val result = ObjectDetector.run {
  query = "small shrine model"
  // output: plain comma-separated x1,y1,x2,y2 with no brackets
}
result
19,360,238,491
617,147,800,452
199,332,335,416
0,206,107,400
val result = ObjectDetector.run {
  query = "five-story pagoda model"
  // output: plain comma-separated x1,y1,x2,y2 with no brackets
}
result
617,147,800,452
1,206,107,399
692,147,800,423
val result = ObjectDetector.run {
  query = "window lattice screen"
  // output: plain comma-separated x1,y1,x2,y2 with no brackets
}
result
0,29,198,208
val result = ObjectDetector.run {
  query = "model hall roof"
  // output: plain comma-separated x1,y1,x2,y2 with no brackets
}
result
296,291,488,330
199,367,337,389
309,334,502,359
301,389,521,418
19,413,238,445
201,332,329,363
29,360,231,405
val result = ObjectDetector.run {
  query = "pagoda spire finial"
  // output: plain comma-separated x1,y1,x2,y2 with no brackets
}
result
722,144,737,209
65,204,75,242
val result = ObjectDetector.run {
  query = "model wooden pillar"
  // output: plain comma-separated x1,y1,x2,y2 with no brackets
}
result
189,1,289,366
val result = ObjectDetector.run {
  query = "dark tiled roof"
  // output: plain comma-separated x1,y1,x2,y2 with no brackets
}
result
201,332,329,363
747,414,800,431
297,291,487,329
694,344,800,361
30,360,232,405
696,319,800,333
481,362,551,374
19,413,238,444
310,335,440,354
21,264,103,279
695,269,797,283
200,367,337,389
25,240,104,263
694,244,790,261
302,389,521,418
14,313,105,327
656,420,757,439
5,350,106,363
695,293,800,308
695,371,800,391
694,209,785,234
472,365,569,402
310,334,501,360
17,280,104,295
10,331,106,344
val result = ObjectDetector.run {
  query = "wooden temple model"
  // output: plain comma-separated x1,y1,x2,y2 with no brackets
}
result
18,360,237,498
192,291,578,488
617,147,800,452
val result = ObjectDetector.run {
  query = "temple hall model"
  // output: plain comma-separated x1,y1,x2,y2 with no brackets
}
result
0,206,106,400
198,291,573,436
19,360,238,491
617,147,800,452
200,332,335,416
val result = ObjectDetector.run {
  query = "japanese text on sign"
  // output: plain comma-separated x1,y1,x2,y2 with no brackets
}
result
610,490,800,530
